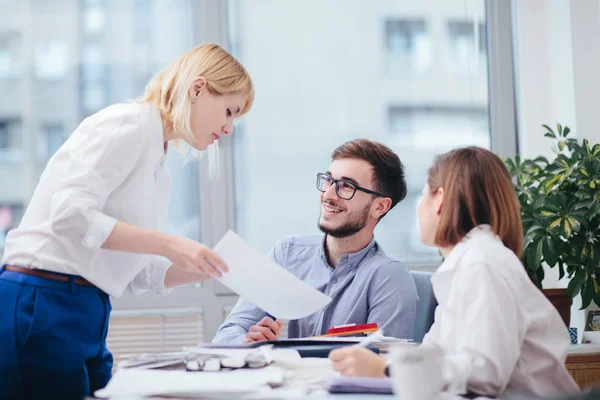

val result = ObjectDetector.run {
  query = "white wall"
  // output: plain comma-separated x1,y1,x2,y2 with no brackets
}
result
513,0,600,337
513,0,576,160
570,0,600,146
514,0,600,153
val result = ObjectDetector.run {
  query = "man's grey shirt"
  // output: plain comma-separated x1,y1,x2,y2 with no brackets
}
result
213,235,418,344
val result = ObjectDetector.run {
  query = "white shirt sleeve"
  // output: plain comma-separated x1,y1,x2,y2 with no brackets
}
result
124,256,174,295
436,262,524,397
49,106,149,248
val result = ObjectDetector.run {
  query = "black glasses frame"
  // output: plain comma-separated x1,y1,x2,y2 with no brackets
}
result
316,173,387,200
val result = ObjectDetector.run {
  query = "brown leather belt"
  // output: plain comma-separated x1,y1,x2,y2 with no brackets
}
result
4,265,96,288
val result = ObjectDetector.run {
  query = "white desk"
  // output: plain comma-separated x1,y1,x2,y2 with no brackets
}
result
98,350,565,400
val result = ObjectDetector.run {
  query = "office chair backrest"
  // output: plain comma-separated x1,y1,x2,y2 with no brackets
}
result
410,270,437,343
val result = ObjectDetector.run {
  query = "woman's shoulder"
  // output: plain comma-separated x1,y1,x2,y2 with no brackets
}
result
459,234,524,276
74,103,160,146
83,103,151,127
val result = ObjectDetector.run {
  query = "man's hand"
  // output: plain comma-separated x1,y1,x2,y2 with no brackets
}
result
243,317,283,343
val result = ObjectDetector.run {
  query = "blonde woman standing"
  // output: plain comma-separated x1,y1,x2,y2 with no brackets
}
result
0,44,254,399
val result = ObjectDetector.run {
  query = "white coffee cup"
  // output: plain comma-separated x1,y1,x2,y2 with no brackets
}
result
390,345,444,400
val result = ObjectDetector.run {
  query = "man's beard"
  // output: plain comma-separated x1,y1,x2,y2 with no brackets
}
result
318,202,371,239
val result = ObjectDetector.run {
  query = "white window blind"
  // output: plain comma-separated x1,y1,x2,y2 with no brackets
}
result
106,308,205,366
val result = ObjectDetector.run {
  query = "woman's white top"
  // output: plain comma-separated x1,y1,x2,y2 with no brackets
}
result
422,225,579,398
2,103,173,298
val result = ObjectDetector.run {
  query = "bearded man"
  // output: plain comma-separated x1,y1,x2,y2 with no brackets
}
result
213,139,417,344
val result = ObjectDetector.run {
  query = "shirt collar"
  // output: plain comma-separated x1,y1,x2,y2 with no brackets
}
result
145,103,167,163
319,234,378,270
436,224,499,274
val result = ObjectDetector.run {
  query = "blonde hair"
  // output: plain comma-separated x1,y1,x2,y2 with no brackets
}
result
137,43,254,146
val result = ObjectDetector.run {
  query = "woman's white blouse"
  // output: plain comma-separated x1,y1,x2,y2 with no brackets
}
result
2,103,173,298
422,225,579,398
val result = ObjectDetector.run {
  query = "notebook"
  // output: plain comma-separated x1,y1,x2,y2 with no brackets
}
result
327,376,394,394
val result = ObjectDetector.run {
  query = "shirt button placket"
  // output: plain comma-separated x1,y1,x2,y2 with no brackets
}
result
328,277,338,298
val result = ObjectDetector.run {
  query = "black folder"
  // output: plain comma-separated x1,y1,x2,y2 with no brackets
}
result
199,339,379,358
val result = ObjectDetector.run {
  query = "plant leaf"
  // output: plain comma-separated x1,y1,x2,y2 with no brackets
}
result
568,269,586,298
563,217,580,237
558,260,566,280
527,240,544,271
525,225,546,236
589,203,600,219
593,287,600,310
544,174,562,194
581,280,595,309
542,124,556,138
542,235,559,267
548,218,562,229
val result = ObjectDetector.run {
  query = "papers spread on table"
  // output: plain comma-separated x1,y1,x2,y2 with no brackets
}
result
94,365,284,398
99,347,309,399
213,230,332,320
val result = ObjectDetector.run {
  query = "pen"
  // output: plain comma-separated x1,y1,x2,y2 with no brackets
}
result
352,329,383,348
265,312,277,321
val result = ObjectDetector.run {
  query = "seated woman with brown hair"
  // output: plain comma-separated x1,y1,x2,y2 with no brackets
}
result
329,146,579,398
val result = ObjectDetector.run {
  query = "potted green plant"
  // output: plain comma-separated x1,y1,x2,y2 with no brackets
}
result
504,124,600,326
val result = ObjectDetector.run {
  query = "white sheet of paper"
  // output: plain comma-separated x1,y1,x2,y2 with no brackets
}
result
213,230,332,320
94,366,283,398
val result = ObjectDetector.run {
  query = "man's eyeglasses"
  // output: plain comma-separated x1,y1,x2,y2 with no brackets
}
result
316,173,387,200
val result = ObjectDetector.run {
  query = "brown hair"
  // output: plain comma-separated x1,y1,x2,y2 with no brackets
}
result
427,146,523,257
332,139,407,218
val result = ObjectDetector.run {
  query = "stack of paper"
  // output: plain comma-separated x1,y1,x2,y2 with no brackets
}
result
94,365,284,398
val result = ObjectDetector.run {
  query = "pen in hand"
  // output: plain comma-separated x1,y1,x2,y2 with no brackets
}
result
243,312,282,343
266,312,277,321
265,312,282,340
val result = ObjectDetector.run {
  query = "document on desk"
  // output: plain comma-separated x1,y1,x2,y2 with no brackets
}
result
213,230,332,320
95,365,284,398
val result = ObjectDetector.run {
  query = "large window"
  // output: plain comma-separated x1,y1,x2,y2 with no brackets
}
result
0,32,20,79
0,1,517,340
447,20,487,77
385,19,430,77
0,121,10,150
39,124,66,161
0,0,200,257
229,0,490,266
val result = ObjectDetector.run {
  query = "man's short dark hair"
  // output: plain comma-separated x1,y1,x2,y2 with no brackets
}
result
332,139,407,216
